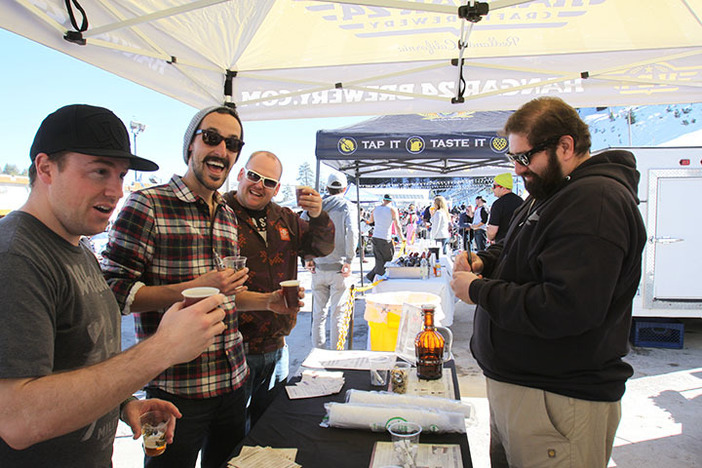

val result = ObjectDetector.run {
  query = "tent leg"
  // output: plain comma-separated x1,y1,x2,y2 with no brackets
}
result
356,161,364,287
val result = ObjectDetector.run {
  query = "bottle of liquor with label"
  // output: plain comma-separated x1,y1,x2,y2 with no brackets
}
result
414,304,444,380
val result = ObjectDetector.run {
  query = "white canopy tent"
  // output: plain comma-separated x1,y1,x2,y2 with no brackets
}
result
3,0,701,121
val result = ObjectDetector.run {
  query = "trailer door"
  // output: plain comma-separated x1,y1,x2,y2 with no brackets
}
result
645,169,702,307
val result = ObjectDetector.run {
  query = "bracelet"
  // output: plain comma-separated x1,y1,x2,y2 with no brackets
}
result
119,395,139,422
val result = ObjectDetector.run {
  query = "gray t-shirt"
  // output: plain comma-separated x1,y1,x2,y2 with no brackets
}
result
0,211,121,467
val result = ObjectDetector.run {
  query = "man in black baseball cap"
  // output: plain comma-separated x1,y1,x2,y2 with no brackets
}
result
30,104,158,172
0,104,228,465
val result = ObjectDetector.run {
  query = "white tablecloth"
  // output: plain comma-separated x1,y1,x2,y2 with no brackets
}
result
372,257,455,326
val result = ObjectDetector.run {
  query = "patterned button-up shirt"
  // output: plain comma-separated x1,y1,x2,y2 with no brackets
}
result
222,191,335,354
101,175,247,398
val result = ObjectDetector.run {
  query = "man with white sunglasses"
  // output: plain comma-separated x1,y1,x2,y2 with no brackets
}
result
102,107,299,468
223,151,335,431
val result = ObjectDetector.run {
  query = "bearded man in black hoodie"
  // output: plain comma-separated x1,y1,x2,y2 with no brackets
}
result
451,97,646,468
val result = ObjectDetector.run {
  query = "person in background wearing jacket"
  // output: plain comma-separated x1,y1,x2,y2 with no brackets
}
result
222,151,334,430
429,195,451,254
304,173,359,349
450,97,646,468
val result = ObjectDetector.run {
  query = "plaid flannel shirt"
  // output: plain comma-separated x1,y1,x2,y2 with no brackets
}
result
101,175,247,398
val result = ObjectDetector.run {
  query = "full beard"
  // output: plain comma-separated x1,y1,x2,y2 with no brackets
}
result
522,148,564,200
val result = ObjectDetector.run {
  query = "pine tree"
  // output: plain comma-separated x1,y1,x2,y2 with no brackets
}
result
297,162,314,187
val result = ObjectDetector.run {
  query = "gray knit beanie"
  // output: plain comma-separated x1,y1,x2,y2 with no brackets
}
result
182,105,244,164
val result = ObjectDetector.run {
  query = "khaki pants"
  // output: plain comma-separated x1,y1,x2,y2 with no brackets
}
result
486,378,621,468
311,269,350,349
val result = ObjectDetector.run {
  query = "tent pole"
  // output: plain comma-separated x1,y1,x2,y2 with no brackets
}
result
349,161,363,350
356,161,364,287
315,159,321,192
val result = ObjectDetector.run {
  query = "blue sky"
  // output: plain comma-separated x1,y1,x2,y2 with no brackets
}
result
0,28,367,186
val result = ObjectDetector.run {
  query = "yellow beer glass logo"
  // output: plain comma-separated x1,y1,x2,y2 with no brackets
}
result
406,136,425,154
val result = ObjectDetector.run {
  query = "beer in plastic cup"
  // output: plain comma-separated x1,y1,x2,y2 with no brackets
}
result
140,410,169,457
280,280,300,308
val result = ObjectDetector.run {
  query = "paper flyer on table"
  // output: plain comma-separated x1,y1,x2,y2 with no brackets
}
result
301,348,396,370
285,369,345,399
368,442,463,468
227,446,300,468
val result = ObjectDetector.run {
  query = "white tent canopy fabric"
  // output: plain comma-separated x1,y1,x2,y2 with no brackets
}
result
3,0,702,121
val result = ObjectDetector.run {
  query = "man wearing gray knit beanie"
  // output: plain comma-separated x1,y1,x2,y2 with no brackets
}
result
103,105,301,467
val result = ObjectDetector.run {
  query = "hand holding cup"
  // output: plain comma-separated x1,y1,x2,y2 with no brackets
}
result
182,287,220,307
296,186,323,218
280,280,301,309
141,410,170,457
155,292,226,366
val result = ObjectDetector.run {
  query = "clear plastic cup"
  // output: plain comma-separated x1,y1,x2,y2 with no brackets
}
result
387,420,421,467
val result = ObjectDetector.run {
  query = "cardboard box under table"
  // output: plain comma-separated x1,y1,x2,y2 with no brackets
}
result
363,291,442,351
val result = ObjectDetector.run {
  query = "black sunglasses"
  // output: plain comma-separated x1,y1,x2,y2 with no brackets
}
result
195,129,245,153
505,136,562,166
245,168,279,189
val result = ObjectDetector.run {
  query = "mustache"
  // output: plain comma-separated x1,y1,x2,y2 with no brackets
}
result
203,155,229,169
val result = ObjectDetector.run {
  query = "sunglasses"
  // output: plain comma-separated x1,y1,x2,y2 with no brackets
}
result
195,129,245,153
244,168,280,189
505,136,561,166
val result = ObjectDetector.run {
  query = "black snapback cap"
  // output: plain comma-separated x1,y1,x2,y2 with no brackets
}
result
30,104,159,172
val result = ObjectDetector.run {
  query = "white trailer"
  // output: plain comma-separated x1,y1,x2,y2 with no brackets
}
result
594,146,702,318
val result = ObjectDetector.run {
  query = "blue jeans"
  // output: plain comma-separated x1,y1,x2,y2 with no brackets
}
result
245,346,289,431
474,229,487,251
144,386,246,468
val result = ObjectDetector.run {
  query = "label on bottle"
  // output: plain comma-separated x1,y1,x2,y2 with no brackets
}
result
416,353,443,380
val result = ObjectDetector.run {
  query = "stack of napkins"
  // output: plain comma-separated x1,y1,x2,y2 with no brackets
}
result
227,446,300,468
285,370,345,399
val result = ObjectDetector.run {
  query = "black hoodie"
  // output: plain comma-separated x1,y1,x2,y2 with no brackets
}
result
469,150,647,401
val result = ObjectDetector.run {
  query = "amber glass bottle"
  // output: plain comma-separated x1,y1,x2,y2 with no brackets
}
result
414,304,444,380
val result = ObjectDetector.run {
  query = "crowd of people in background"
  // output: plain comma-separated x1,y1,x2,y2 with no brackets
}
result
376,179,522,259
